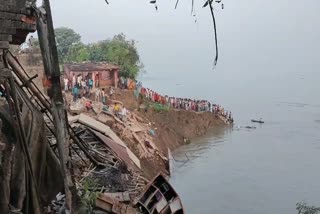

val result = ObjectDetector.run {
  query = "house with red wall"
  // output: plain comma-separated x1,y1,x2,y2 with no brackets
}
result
64,62,120,89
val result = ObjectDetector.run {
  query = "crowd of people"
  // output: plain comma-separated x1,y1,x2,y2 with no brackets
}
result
65,76,112,104
137,86,234,123
65,75,234,123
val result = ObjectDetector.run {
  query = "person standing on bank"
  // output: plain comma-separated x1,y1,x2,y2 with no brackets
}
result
89,78,93,90
72,85,78,102
64,77,69,91
101,88,106,104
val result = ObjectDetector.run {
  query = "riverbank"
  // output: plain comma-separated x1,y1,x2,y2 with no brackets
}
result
0,52,231,213
67,88,228,179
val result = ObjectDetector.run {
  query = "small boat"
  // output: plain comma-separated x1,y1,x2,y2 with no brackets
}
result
251,119,264,124
244,126,256,129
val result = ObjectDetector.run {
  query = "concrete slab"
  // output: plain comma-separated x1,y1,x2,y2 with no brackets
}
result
74,113,141,169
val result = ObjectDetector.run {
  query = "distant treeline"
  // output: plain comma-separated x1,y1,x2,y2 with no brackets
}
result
30,27,143,79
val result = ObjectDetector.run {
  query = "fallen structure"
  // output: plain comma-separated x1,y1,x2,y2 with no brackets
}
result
0,1,185,213
69,113,141,169
135,174,184,214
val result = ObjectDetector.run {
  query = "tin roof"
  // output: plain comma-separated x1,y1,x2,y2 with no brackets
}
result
64,62,119,72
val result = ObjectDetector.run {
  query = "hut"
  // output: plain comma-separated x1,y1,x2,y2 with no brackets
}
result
64,62,120,89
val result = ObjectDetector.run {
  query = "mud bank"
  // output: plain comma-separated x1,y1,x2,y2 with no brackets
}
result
111,90,228,178
14,53,228,179
0,53,228,212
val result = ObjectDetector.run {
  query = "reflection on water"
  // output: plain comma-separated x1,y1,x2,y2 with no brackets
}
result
140,1,320,212
171,127,231,170
170,105,320,214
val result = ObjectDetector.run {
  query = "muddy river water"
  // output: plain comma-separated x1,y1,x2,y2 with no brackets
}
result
147,69,320,214
139,1,320,212
141,45,320,214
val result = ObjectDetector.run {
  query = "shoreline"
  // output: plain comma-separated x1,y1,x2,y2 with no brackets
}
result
1,52,232,212
66,87,230,179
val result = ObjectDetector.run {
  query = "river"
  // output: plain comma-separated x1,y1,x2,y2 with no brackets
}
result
141,68,320,213
139,1,320,212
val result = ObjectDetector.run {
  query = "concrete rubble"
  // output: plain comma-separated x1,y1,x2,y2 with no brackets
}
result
55,90,183,213
0,1,228,213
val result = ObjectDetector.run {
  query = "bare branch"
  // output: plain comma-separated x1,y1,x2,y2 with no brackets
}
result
208,1,219,67
175,0,180,9
191,0,194,14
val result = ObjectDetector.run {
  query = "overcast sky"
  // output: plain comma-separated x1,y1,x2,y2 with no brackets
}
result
47,0,320,86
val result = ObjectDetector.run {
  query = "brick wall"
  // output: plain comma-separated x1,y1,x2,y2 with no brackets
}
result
17,51,46,93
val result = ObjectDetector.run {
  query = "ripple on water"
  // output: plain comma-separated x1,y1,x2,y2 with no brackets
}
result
279,101,320,109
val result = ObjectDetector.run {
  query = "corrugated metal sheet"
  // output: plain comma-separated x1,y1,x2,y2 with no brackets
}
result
92,130,139,172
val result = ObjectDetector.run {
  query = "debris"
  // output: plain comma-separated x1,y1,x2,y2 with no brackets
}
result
92,130,140,171
103,192,131,202
69,113,141,169
95,193,136,214
56,192,65,201
69,100,85,114
136,173,185,213
148,129,155,136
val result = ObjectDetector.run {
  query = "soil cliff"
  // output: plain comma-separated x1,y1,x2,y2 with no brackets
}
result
111,90,227,178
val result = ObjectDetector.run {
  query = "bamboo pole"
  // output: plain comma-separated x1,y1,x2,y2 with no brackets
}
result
35,0,73,211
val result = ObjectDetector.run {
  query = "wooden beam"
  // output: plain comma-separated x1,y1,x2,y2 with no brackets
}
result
36,0,73,211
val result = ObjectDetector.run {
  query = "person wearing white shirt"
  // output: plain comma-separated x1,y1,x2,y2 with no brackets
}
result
121,107,127,122
64,78,68,91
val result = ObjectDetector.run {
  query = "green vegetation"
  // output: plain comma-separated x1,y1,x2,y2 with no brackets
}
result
297,203,320,214
150,103,169,113
55,27,81,63
79,178,98,214
53,27,142,79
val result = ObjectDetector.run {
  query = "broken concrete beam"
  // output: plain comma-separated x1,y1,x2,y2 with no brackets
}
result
95,193,120,213
69,113,141,169
102,192,130,203
132,132,148,154
95,193,136,214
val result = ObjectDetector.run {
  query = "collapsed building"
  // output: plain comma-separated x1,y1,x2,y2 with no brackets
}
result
0,0,184,213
